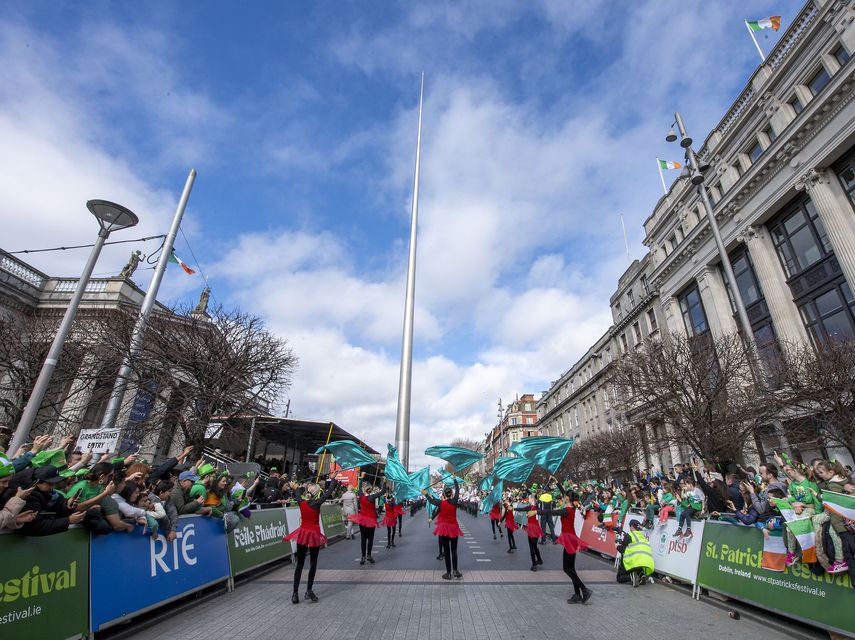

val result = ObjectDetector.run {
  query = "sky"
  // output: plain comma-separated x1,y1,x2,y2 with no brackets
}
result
0,1,798,470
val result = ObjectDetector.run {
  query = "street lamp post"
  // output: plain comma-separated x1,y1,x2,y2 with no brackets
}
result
7,200,139,455
666,112,756,345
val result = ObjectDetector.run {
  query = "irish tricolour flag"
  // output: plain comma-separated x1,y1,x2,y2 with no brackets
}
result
658,159,681,170
761,530,786,572
168,251,196,275
772,498,817,563
747,16,781,31
823,490,855,522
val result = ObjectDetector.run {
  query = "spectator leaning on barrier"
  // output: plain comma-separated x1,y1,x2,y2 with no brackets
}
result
171,470,210,516
0,461,37,531
18,465,86,536
150,480,178,541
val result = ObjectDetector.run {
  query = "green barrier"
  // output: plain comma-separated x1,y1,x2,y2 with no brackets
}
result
320,504,345,538
697,521,853,637
227,508,291,576
0,528,89,640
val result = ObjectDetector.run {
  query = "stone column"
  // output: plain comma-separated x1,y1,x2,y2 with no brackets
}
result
661,296,685,336
737,225,809,344
696,266,739,338
796,167,855,288
57,353,100,434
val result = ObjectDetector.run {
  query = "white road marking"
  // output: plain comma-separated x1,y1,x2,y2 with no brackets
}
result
476,558,491,562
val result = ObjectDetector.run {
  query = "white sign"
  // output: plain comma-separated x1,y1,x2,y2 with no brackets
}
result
624,512,705,584
76,428,121,453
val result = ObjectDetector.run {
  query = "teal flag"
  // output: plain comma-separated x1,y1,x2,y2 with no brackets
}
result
492,456,535,483
440,469,465,486
426,489,440,519
424,445,484,473
408,466,431,490
384,444,411,484
508,436,574,474
394,482,422,502
478,475,495,492
479,479,504,514
315,440,376,471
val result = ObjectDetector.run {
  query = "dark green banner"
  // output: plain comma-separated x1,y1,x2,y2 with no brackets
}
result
0,527,89,640
697,521,853,636
320,504,345,538
227,508,291,575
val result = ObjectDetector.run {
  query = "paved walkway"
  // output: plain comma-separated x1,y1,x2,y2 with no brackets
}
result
124,509,799,640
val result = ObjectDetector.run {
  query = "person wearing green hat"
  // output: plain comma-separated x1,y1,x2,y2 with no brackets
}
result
18,466,87,535
189,463,216,500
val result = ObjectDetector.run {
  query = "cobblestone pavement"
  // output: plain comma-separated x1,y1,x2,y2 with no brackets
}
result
125,510,797,640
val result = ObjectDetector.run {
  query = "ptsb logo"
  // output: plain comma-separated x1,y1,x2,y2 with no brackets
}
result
150,523,197,576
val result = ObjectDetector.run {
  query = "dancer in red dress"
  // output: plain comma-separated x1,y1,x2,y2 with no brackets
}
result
423,479,463,580
283,480,335,604
348,472,383,564
489,502,504,540
535,487,592,604
501,499,518,553
515,493,544,571
382,490,404,548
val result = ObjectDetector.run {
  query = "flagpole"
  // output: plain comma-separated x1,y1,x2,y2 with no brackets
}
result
315,421,335,483
745,21,766,62
394,73,424,472
99,169,197,431
656,158,668,195
620,213,630,263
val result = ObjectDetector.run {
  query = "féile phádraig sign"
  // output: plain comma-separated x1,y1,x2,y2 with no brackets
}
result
227,509,291,575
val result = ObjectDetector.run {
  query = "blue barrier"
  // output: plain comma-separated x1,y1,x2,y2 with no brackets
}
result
90,515,230,632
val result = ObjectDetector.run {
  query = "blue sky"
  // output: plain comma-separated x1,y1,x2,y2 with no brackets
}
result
0,1,797,467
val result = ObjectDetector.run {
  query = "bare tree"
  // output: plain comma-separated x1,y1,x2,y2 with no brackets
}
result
609,332,768,469
100,304,298,455
446,437,481,475
765,337,855,460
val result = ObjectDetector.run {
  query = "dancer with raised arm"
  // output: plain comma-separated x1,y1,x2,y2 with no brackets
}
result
535,483,592,604
501,498,518,553
349,472,382,565
382,489,403,548
283,479,336,604
423,479,463,580
515,492,544,571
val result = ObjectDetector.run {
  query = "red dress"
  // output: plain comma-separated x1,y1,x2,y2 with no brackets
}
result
525,509,544,539
348,494,379,528
555,509,587,554
433,500,463,538
381,500,401,527
283,500,329,548
503,508,519,532
489,504,502,521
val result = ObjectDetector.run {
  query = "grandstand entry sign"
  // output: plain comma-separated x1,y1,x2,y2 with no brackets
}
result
75,428,120,454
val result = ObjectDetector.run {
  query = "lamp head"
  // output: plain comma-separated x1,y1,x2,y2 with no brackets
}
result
690,170,705,186
86,200,139,234
665,128,678,143
680,135,693,149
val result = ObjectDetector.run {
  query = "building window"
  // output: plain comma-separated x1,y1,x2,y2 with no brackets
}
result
789,95,804,115
641,274,650,295
833,44,850,67
708,184,720,204
620,333,629,353
605,346,612,363
731,251,762,306
747,140,763,164
615,302,622,319
763,124,777,144
647,308,658,332
678,284,709,337
632,321,642,344
799,282,855,344
807,67,831,96
835,151,855,209
768,198,832,278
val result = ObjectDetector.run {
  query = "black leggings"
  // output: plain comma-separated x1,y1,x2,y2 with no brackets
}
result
562,550,585,595
360,525,376,557
490,519,503,536
507,529,516,550
293,544,320,593
386,526,396,544
439,535,459,573
398,514,403,534
527,535,542,565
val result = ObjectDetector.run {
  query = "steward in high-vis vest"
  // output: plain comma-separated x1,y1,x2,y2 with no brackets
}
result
616,519,655,587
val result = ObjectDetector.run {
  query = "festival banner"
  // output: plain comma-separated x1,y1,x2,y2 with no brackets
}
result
319,504,345,539
0,527,89,640
626,512,704,584
577,509,619,557
697,520,854,637
226,508,290,576
90,516,229,631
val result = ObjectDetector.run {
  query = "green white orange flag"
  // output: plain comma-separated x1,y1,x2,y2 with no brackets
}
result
168,251,196,275
822,490,855,522
747,16,781,31
658,159,682,170
761,530,786,572
772,498,816,563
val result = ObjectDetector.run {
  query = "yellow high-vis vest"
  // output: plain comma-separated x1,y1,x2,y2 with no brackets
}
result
622,530,654,576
